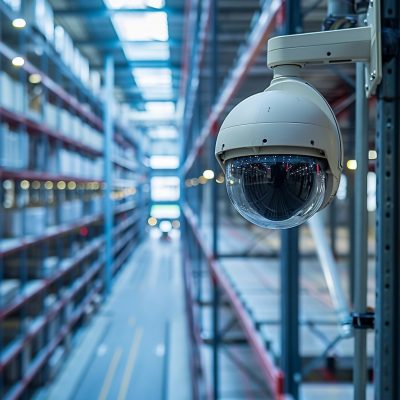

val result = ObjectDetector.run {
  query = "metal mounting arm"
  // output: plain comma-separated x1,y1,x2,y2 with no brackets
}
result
268,27,371,66
267,0,381,97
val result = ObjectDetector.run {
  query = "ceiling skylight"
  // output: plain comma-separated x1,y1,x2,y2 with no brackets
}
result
133,68,173,100
113,13,168,41
106,0,175,106
142,88,174,100
151,205,180,219
148,127,178,139
145,102,175,114
151,177,180,201
106,0,164,9
133,68,172,86
124,43,170,61
150,156,179,169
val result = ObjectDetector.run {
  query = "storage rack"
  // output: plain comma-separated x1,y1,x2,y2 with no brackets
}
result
181,1,285,398
180,0,372,399
0,2,146,399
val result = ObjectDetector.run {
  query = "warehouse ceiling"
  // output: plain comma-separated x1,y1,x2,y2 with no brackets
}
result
47,0,360,157
49,0,184,115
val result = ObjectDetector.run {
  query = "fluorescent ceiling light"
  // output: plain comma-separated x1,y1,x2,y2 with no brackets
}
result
148,127,178,139
142,88,174,100
151,204,180,219
12,18,26,28
151,176,180,185
151,176,180,201
12,56,24,67
133,68,172,86
106,0,164,9
150,155,179,169
151,140,179,156
123,42,170,60
146,101,175,114
142,87,173,94
113,13,168,41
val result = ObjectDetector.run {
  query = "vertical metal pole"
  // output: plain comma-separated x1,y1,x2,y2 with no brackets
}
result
212,279,220,400
348,171,356,303
281,228,300,399
211,0,219,259
211,1,219,398
353,62,369,400
104,54,114,295
0,15,3,398
281,1,301,398
375,0,400,398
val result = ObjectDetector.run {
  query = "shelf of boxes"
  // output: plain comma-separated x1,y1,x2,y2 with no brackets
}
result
0,1,145,398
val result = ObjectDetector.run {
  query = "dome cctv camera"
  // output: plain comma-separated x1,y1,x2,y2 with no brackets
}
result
215,73,343,229
215,20,381,229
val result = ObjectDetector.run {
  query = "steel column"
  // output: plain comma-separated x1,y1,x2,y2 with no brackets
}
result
211,0,219,259
280,227,300,398
211,1,220,397
353,62,369,400
348,170,356,303
280,1,302,398
375,0,400,398
103,54,114,295
212,280,220,400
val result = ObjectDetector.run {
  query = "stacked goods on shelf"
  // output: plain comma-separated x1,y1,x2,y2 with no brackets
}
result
1,180,104,239
25,0,54,42
0,280,20,307
0,69,103,152
0,72,26,114
2,0,21,12
0,124,29,169
3,206,47,237
0,1,146,398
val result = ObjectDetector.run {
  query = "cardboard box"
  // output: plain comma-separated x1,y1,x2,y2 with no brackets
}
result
13,80,25,114
0,72,14,110
25,0,54,42
5,257,58,279
71,115,82,141
0,280,19,307
44,102,59,130
4,207,47,237
0,126,29,169
60,109,71,137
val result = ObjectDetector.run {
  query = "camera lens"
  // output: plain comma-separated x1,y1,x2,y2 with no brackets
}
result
225,155,326,229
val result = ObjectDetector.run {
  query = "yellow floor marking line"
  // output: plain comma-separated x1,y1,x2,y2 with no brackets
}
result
117,327,143,400
98,347,123,400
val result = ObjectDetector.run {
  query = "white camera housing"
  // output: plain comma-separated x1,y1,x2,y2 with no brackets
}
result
216,74,343,229
215,2,381,229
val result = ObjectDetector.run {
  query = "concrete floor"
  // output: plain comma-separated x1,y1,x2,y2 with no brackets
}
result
40,221,375,400
43,236,191,400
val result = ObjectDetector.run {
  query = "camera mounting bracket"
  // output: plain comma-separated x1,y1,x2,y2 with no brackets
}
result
267,0,381,97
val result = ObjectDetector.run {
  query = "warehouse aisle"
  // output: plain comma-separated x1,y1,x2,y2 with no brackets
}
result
44,236,191,400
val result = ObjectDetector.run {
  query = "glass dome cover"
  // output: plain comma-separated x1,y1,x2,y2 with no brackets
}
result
225,155,326,229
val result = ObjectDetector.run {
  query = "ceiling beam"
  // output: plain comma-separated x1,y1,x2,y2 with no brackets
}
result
54,7,183,18
75,34,253,49
93,60,180,69
75,39,181,49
